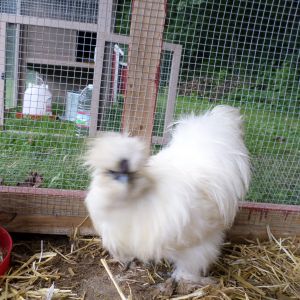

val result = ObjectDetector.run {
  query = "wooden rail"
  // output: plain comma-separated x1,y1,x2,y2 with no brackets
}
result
0,186,299,240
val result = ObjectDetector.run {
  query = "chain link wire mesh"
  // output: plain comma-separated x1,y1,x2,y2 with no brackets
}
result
0,0,299,215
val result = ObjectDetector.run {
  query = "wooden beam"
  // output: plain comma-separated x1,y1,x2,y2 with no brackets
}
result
228,202,300,241
0,13,98,32
122,0,167,147
13,23,20,108
0,21,6,128
0,213,94,236
98,0,114,33
26,58,95,69
1,204,299,240
89,0,114,137
88,39,105,137
0,186,86,216
0,186,299,240
163,44,182,143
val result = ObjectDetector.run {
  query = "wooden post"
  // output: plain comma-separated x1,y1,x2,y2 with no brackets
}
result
0,22,6,128
89,0,114,137
163,43,182,144
122,0,166,146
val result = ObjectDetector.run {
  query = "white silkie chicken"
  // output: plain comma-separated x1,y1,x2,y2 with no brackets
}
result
85,105,251,283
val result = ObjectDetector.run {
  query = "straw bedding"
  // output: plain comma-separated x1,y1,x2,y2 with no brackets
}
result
0,228,299,300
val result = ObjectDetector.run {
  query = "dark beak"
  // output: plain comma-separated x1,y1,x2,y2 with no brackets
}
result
119,159,129,174
107,159,130,183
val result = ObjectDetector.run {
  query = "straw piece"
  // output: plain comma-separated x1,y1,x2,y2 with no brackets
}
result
50,246,76,264
170,288,207,300
101,258,128,300
267,226,297,264
68,267,75,276
26,288,79,299
66,239,99,257
10,252,56,277
1,275,59,280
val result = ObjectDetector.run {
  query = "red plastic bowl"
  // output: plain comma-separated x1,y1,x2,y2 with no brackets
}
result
0,226,13,275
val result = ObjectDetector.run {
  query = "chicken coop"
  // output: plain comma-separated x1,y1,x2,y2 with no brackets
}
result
0,0,299,239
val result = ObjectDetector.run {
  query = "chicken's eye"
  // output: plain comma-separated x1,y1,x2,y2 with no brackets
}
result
106,169,137,183
106,169,129,183
107,170,118,175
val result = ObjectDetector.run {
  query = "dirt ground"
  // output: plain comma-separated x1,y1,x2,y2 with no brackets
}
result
10,234,195,299
3,233,300,299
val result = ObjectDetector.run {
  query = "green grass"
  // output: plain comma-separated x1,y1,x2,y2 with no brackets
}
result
173,97,300,204
0,130,88,189
4,104,76,135
152,94,299,204
1,105,88,189
0,96,299,204
5,79,15,109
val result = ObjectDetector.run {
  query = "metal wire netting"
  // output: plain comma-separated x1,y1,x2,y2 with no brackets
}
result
0,0,299,207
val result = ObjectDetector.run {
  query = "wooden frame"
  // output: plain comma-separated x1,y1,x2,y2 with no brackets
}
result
0,5,180,143
153,43,182,145
89,0,114,137
0,186,299,240
0,14,99,32
230,202,300,241
0,21,6,127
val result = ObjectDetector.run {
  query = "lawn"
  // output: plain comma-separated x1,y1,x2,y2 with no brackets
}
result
0,95,299,204
172,96,300,204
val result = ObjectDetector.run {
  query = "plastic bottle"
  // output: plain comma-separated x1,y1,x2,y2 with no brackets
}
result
75,84,93,136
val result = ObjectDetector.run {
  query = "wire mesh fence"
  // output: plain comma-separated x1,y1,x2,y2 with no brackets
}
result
0,0,299,210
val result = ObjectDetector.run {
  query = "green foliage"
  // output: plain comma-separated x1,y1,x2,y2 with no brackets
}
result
164,0,299,78
228,54,300,111
114,0,131,35
113,0,299,112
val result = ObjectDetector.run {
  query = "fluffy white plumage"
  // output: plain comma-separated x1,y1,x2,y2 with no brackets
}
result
85,105,251,282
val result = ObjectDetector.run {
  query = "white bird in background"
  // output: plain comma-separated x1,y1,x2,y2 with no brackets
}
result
84,105,251,283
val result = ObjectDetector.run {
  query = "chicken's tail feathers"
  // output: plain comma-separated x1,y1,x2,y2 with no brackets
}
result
211,104,241,116
170,105,243,130
168,105,250,227
169,105,246,146
210,105,244,133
